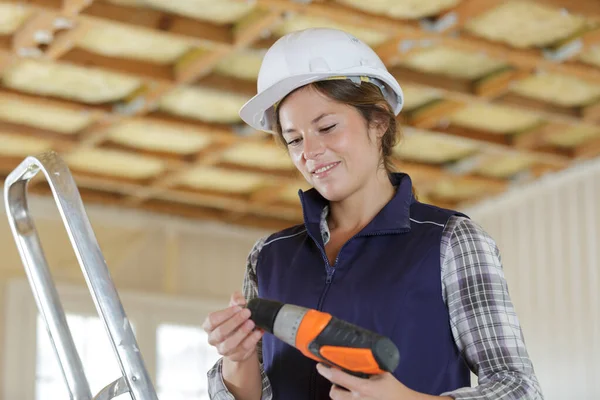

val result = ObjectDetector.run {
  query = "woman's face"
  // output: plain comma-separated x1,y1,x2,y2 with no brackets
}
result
278,85,384,202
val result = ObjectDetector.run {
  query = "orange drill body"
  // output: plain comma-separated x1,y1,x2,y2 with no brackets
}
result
247,298,400,377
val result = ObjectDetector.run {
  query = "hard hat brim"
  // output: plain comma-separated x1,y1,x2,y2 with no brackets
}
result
239,67,404,133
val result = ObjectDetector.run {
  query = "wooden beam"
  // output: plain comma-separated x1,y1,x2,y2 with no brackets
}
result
433,122,573,165
404,99,465,129
232,8,285,48
196,73,257,97
255,0,600,83
215,162,299,179
427,0,505,33
174,9,283,85
80,1,234,46
6,0,62,9
140,199,295,231
512,123,567,150
433,123,525,146
254,0,419,32
574,135,600,158
394,78,600,132
392,66,475,94
530,0,600,20
0,120,78,151
582,101,600,123
122,141,236,205
173,46,231,85
495,92,587,119
474,69,532,99
10,8,86,60
59,47,174,82
0,88,106,115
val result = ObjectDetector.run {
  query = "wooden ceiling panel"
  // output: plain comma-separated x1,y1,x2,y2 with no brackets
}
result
214,48,266,81
0,3,33,35
1,59,142,104
464,1,591,49
474,153,537,179
0,132,53,156
272,13,391,47
177,166,268,194
157,86,250,124
65,148,167,180
335,0,461,19
398,46,509,80
508,72,600,108
219,142,295,170
400,85,442,111
0,94,94,134
429,178,502,202
447,103,543,134
545,125,600,147
76,18,196,65
0,0,599,229
394,128,480,164
105,0,257,25
104,119,215,155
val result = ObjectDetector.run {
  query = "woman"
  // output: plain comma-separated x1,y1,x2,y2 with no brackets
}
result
203,28,543,400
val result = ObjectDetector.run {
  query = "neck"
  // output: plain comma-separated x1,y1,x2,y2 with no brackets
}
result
328,170,395,233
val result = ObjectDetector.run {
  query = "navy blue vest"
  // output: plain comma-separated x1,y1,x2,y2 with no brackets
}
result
256,173,471,399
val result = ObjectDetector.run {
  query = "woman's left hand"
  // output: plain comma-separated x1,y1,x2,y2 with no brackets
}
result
316,363,411,399
316,363,452,400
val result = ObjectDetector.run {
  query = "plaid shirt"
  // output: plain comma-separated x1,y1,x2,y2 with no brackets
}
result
207,210,544,399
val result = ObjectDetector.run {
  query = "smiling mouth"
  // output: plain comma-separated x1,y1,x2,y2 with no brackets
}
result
312,162,340,175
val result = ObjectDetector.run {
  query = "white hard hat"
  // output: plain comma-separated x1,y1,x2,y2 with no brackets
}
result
239,27,404,133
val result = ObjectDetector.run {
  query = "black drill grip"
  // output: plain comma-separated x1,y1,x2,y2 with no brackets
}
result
308,316,400,377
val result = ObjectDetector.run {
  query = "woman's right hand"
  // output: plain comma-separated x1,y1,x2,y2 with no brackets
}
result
203,291,264,362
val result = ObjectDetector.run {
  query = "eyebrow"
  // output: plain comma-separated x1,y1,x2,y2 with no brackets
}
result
282,113,334,134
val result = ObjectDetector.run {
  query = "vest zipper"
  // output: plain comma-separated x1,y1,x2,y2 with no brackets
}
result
305,224,409,400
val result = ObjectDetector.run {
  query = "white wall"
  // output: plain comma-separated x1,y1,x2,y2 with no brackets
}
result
465,158,600,400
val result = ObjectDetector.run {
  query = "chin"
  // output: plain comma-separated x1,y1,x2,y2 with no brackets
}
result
313,181,351,202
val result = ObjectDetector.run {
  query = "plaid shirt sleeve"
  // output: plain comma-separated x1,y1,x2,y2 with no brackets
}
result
440,216,544,399
207,236,273,400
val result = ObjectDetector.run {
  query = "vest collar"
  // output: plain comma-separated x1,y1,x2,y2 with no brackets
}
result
298,173,414,244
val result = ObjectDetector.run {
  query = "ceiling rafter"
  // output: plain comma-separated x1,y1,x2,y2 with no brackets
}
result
1,0,600,228
250,0,600,82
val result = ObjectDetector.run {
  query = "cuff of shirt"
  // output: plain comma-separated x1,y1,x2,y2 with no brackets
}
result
207,357,235,400
441,382,544,400
441,387,481,399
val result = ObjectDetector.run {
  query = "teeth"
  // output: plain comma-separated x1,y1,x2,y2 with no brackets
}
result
314,163,337,174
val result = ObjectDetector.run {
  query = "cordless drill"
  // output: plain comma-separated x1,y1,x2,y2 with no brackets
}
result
247,298,400,377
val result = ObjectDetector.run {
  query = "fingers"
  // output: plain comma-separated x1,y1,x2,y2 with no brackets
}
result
238,328,265,355
202,304,243,333
208,307,252,346
316,364,369,395
203,293,264,362
329,384,355,400
229,291,246,307
218,317,256,356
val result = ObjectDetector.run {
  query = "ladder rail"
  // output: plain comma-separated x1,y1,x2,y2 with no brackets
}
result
3,151,158,400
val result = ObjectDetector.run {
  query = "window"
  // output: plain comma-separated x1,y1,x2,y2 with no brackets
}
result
4,280,224,400
35,314,134,400
156,324,221,400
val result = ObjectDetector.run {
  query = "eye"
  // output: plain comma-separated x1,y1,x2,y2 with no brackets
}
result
286,137,302,146
320,124,337,133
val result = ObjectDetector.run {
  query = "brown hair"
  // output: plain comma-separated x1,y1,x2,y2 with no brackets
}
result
272,79,416,198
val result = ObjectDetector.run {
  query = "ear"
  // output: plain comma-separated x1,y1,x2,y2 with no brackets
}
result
369,117,389,140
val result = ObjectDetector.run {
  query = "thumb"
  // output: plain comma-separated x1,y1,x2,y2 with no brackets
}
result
229,291,246,307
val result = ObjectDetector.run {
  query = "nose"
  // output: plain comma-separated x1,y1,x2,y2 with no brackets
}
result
302,134,325,160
